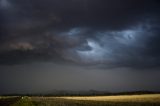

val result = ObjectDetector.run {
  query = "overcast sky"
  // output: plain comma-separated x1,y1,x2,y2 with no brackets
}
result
0,0,160,94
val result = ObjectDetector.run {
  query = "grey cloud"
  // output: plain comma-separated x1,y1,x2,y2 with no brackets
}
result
0,0,160,70
1,0,160,94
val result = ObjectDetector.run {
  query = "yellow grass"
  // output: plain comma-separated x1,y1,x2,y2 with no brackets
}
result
57,94,160,103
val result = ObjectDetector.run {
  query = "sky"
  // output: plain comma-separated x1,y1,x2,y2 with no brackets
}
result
0,0,160,94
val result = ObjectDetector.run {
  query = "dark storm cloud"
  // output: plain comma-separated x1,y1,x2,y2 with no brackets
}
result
0,0,160,69
3,0,158,30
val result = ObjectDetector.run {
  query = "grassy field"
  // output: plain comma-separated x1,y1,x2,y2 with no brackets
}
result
0,94,160,106
0,96,20,106
58,94,160,102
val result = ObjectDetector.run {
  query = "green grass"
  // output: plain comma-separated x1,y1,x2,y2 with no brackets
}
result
10,96,35,106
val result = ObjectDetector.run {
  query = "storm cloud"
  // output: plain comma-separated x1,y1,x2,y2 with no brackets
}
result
0,0,160,69
0,0,160,93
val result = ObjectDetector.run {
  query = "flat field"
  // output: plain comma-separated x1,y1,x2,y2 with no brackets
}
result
0,94,160,106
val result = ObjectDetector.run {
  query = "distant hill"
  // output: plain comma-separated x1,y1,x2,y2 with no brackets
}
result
2,90,159,96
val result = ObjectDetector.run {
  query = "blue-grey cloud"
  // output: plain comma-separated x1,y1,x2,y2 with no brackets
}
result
0,0,160,70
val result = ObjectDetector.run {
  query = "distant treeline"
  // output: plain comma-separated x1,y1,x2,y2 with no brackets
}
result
1,90,160,97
